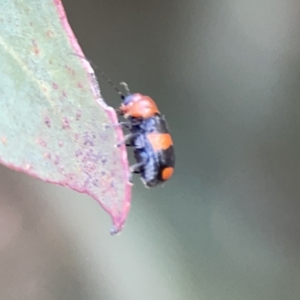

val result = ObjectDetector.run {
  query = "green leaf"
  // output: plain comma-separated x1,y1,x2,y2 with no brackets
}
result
0,0,132,234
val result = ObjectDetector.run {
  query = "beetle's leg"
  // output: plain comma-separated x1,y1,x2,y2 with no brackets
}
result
128,162,144,183
116,121,132,129
131,134,145,149
116,133,132,147
104,121,132,129
130,162,144,174
116,133,139,148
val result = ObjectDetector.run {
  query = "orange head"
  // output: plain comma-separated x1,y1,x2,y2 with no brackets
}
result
119,93,160,119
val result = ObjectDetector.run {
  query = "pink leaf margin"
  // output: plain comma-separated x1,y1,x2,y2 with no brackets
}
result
53,0,132,235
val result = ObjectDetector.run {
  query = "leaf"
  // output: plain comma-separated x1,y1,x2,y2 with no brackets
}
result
0,0,132,234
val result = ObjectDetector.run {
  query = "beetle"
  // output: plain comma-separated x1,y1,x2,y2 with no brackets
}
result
115,83,175,187
72,53,175,187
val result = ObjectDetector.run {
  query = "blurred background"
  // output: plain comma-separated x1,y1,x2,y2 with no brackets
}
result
1,0,300,299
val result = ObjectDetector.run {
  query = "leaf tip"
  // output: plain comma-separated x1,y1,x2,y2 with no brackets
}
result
109,182,132,235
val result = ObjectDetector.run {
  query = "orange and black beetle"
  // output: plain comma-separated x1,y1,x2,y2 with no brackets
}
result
117,86,175,187
71,54,175,187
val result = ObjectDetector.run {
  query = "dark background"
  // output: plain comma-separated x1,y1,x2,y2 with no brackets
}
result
1,0,300,299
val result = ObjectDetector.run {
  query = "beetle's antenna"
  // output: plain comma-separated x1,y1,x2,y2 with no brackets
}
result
120,82,131,96
70,53,125,100
100,72,125,100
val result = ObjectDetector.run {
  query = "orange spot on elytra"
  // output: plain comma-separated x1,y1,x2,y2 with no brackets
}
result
161,167,174,180
1,137,6,144
119,94,159,119
146,133,173,151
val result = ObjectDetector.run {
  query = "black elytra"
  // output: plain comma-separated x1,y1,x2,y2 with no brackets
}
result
123,114,175,187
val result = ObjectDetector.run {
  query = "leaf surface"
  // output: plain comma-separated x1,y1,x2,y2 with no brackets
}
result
0,0,131,234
